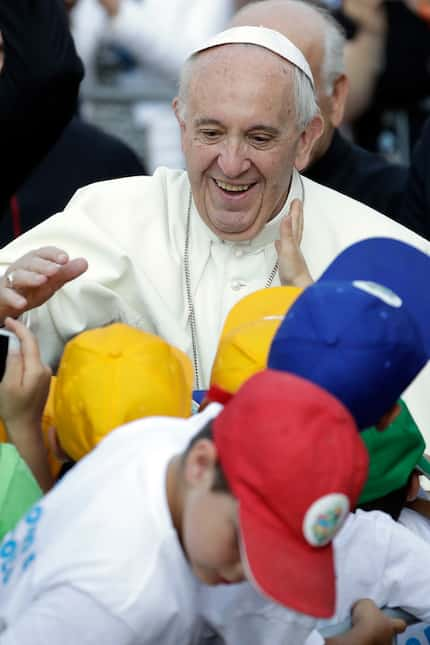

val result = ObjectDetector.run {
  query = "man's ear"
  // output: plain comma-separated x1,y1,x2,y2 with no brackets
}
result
375,402,401,431
183,439,217,487
172,96,186,132
294,114,324,171
329,74,349,128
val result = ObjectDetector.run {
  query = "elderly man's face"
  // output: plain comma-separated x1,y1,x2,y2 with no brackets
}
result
175,46,318,242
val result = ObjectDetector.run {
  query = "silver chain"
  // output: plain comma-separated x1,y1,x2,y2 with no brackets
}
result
184,190,202,389
184,190,280,390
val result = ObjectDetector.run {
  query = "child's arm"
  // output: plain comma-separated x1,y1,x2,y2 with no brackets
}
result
326,599,406,644
0,317,53,491
275,199,314,288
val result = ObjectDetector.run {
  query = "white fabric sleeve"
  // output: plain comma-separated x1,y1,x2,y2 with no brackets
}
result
381,520,430,623
0,585,135,645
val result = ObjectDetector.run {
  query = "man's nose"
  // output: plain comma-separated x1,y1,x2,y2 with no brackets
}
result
217,139,251,178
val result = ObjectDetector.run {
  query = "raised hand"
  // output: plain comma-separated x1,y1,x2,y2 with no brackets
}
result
0,246,88,324
275,199,313,288
0,317,53,491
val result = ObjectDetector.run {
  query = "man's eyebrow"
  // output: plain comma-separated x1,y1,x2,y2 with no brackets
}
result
247,125,280,135
194,118,223,128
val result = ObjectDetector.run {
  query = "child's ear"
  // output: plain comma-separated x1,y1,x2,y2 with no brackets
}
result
406,471,421,502
183,439,217,487
47,426,71,463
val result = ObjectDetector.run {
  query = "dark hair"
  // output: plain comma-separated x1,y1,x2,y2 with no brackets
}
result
358,477,411,521
184,420,231,493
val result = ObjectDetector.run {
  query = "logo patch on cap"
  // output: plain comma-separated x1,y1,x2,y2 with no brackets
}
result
353,281,402,308
303,493,349,547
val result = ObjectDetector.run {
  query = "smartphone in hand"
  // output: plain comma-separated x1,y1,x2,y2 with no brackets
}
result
0,330,20,381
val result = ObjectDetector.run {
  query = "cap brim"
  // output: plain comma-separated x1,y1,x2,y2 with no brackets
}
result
239,504,335,618
417,455,430,480
319,238,430,354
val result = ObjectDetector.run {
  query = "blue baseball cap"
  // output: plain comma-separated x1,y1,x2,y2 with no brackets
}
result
319,238,430,353
268,279,427,429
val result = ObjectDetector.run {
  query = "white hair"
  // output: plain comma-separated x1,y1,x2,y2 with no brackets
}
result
229,0,346,96
177,44,319,131
315,2,346,94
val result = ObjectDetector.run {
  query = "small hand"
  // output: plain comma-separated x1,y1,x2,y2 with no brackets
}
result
0,318,51,433
0,318,53,491
0,246,88,324
275,199,313,288
351,599,406,644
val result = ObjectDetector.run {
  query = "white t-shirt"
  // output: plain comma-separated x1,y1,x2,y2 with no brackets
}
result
199,582,318,644
396,508,430,645
306,509,430,645
0,404,221,645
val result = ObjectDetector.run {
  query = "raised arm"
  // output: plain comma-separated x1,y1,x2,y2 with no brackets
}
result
0,0,84,211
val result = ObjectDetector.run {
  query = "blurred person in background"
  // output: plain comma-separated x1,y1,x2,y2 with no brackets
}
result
400,115,430,238
232,0,412,226
0,0,83,212
326,0,430,160
69,0,242,171
0,0,147,246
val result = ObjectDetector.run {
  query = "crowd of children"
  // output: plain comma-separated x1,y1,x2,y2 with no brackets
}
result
0,236,429,644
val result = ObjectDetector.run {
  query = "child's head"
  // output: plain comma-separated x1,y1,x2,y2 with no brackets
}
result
358,400,430,519
269,279,427,429
50,323,193,461
177,369,368,618
269,237,430,429
208,317,282,400
205,286,303,404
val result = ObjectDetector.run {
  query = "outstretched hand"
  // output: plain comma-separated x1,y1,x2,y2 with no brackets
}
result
275,199,313,288
0,246,88,324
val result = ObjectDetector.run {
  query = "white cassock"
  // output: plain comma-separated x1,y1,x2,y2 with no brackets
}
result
1,167,429,441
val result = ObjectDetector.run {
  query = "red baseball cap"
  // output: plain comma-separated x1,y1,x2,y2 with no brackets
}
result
213,369,368,618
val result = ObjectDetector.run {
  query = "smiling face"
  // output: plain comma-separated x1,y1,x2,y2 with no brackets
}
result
174,45,321,241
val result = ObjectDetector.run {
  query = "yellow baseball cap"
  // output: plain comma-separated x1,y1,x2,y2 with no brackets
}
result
211,317,283,395
53,324,193,461
208,286,303,397
220,286,302,339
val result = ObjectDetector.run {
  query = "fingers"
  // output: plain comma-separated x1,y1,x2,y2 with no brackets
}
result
56,257,88,286
391,618,407,635
4,317,51,389
0,249,88,322
291,199,304,245
1,320,24,385
0,286,27,311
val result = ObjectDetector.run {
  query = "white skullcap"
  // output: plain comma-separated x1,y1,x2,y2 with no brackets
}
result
188,25,314,89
